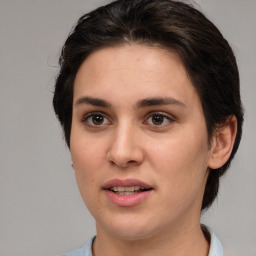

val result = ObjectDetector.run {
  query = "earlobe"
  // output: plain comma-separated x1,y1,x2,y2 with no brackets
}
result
208,116,237,170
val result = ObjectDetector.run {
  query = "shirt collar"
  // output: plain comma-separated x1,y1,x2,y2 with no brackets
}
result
66,226,223,256
202,224,224,256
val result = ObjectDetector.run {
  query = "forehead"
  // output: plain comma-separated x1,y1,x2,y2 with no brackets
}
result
73,44,200,107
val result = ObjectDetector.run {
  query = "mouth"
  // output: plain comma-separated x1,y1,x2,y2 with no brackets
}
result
103,178,153,206
107,186,152,195
103,178,153,194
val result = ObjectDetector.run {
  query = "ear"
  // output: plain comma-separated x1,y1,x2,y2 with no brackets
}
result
208,115,237,170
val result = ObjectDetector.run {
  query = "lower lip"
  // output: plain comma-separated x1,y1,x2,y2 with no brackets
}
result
104,189,152,207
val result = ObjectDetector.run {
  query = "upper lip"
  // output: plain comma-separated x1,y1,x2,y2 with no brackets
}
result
103,178,153,190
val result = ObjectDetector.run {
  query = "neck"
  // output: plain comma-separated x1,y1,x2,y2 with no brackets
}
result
93,222,209,256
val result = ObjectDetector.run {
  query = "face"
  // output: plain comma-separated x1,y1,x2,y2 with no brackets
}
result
70,44,212,240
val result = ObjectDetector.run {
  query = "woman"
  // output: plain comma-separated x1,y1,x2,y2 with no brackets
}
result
53,0,243,255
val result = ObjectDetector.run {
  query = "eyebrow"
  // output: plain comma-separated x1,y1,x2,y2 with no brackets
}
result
75,96,111,108
136,97,186,108
75,96,186,109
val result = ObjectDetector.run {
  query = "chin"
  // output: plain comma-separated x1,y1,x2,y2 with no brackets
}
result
97,214,163,241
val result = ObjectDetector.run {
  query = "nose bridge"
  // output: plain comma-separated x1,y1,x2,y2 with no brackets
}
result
107,120,143,167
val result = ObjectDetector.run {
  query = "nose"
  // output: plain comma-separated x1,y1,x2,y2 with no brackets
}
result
107,124,144,168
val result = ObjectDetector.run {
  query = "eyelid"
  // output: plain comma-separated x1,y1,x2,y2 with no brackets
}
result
80,111,175,128
144,111,175,126
81,111,112,127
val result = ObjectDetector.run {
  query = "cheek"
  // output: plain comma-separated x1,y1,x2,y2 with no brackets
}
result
70,132,106,196
151,132,208,169
71,141,103,214
149,132,209,197
70,127,107,170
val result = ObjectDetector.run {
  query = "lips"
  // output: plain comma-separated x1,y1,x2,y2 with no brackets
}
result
110,186,148,195
103,178,153,207
103,178,152,190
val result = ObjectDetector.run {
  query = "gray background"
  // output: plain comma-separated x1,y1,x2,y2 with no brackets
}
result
0,0,255,255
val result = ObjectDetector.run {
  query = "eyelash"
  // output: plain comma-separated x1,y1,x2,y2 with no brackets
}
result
81,111,175,129
81,112,111,127
144,112,174,127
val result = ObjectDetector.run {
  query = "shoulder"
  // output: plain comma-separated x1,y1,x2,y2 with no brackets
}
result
61,236,95,256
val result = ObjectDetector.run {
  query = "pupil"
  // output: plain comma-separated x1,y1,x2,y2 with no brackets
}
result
93,115,104,125
152,115,163,125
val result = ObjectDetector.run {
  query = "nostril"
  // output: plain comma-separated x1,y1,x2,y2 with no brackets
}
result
127,160,136,164
110,161,115,166
109,159,137,168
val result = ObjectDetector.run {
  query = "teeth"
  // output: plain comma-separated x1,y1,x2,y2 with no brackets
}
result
110,186,142,192
116,191,138,195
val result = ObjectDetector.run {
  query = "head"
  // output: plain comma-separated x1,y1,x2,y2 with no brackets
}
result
53,0,243,212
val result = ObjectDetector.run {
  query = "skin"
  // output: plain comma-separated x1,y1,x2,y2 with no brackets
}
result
70,44,237,256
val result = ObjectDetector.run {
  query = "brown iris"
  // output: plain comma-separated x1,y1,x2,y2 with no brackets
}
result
152,114,164,125
92,114,104,125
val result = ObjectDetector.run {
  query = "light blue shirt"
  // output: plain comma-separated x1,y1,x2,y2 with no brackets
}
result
62,225,223,256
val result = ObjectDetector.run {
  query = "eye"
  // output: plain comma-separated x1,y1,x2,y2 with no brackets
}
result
82,112,111,127
145,112,174,126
